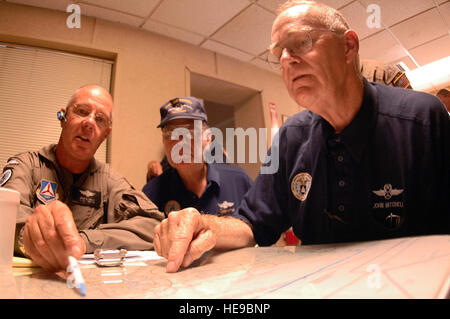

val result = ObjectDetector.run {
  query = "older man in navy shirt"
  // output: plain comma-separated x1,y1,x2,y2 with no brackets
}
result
153,0,449,273
142,97,253,218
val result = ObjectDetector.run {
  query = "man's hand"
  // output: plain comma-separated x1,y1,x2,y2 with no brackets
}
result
22,200,86,272
147,160,163,181
154,208,216,273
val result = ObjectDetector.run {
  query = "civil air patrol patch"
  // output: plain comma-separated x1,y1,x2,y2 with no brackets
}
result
37,179,58,203
291,172,312,202
164,200,181,215
0,169,12,187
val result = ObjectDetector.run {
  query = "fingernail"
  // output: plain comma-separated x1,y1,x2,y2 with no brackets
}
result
71,246,81,257
167,261,177,273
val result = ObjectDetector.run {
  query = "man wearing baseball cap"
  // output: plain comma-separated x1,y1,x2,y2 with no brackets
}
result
142,96,253,219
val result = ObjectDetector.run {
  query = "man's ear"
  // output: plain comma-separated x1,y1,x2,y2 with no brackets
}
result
103,126,112,140
343,30,359,65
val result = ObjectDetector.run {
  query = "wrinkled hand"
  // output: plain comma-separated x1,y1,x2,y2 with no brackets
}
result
22,200,86,272
154,208,216,273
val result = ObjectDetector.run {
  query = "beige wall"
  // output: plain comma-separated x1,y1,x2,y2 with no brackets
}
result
0,2,299,189
233,93,266,179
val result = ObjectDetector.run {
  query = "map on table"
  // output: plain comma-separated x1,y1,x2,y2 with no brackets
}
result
12,235,450,298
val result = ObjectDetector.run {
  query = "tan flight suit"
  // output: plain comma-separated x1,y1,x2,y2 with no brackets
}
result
0,144,164,255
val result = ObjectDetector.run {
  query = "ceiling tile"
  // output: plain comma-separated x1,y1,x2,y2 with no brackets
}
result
339,1,381,40
201,40,254,62
256,0,285,13
390,8,447,50
438,1,450,27
79,3,144,27
359,30,406,62
150,0,251,37
82,0,161,18
211,4,275,56
320,0,354,10
256,0,355,14
359,0,435,27
409,34,450,66
5,0,72,11
142,20,205,46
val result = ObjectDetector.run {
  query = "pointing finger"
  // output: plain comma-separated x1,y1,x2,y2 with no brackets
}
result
166,211,195,273
48,201,85,258
35,205,67,270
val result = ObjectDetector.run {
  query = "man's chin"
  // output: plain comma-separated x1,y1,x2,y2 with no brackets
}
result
71,145,96,161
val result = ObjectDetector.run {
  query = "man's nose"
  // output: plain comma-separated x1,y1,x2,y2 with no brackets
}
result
280,48,302,65
82,112,96,128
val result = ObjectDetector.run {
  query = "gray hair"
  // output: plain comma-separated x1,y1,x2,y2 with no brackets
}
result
277,0,350,32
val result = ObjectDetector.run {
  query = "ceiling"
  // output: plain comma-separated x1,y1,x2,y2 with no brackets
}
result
4,0,450,74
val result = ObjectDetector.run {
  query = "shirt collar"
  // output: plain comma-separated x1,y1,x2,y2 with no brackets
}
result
38,144,58,163
38,143,100,174
205,163,221,189
169,163,221,193
322,78,378,163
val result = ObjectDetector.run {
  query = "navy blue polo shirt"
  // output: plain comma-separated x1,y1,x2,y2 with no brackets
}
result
142,163,253,217
234,78,449,246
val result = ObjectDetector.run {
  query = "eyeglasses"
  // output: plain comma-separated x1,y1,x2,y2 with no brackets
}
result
267,29,343,69
162,124,203,140
70,104,111,130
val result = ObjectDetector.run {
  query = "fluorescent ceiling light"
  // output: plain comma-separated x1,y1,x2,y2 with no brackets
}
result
406,56,450,92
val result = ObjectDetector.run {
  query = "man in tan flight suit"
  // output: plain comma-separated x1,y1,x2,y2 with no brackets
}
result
0,84,164,272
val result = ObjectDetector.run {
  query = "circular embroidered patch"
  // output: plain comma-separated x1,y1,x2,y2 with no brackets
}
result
0,169,12,187
291,172,312,202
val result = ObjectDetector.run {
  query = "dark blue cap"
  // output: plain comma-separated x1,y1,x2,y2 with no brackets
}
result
157,96,208,128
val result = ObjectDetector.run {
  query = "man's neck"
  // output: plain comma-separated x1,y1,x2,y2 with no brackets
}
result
177,164,208,198
55,142,90,174
318,77,364,133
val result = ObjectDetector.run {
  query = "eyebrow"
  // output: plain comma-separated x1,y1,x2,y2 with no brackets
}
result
270,28,311,47
74,103,111,117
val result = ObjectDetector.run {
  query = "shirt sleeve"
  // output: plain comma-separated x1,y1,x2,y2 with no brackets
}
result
80,170,165,253
428,97,450,234
79,215,161,252
232,130,291,246
141,177,164,211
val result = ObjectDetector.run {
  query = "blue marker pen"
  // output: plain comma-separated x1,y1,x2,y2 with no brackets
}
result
67,256,86,297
